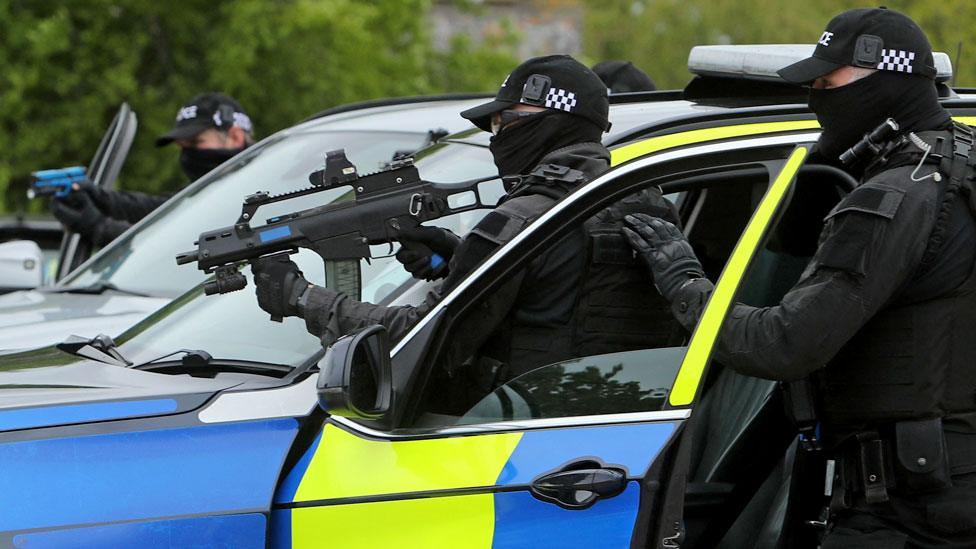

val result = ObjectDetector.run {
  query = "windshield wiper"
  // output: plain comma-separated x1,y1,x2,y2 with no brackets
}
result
132,349,293,378
49,281,151,297
56,334,132,367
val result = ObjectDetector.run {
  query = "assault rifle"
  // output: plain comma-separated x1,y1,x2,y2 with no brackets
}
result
27,166,88,199
175,149,496,312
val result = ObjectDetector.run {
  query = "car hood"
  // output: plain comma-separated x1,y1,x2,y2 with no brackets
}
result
0,358,241,414
0,290,167,354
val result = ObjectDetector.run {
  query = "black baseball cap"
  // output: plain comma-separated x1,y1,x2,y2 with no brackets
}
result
155,92,253,147
778,7,937,85
592,60,657,93
461,55,611,132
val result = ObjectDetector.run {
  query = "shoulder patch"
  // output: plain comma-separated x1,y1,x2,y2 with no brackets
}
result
470,210,528,245
471,194,555,245
825,184,905,222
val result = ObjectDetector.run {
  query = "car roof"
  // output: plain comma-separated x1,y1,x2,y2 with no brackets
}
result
286,94,491,134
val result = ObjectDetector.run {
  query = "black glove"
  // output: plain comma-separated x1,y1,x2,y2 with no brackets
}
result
251,255,310,322
394,225,460,281
622,213,705,302
51,190,105,236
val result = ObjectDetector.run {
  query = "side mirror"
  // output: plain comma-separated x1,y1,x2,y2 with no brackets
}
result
317,324,393,419
0,240,44,291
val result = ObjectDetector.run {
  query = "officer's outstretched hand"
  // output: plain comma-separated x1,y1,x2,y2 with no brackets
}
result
622,213,705,302
51,190,104,236
252,255,309,322
395,225,460,281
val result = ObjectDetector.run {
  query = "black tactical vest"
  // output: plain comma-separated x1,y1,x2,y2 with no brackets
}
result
820,124,976,427
481,186,681,378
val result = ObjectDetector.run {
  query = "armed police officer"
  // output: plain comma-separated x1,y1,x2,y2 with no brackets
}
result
252,55,679,390
51,92,254,246
624,8,976,547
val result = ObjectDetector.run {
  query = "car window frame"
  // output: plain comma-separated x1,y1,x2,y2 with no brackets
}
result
328,131,820,438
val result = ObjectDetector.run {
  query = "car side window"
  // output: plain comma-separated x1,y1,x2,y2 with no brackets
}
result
399,155,790,431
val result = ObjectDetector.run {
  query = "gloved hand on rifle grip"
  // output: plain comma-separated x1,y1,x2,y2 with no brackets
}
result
394,225,460,281
622,213,705,302
252,255,309,322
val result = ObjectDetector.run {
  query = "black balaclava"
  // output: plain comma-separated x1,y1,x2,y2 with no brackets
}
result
808,70,951,163
179,146,245,181
489,111,603,178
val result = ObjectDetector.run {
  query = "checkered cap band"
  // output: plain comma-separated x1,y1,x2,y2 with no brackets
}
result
877,49,915,74
544,88,577,112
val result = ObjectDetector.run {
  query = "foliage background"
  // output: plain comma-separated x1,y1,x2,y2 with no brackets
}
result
582,0,976,91
2,0,973,213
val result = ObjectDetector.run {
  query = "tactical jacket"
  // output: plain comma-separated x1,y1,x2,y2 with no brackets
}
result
301,141,679,380
87,189,170,246
674,125,976,439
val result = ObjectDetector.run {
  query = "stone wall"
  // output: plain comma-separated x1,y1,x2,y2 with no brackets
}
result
431,0,583,59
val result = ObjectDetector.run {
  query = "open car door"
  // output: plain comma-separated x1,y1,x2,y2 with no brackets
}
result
271,141,813,548
55,102,137,280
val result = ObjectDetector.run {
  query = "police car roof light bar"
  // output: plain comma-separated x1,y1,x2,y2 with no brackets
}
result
688,45,953,84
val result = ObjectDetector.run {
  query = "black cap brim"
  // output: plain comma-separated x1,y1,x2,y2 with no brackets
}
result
154,121,211,147
777,55,844,84
460,99,516,132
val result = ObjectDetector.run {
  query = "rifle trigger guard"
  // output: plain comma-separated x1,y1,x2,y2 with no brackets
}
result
409,193,424,217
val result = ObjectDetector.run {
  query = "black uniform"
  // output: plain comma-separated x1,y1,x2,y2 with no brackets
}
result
86,188,170,245
668,124,976,547
300,141,680,381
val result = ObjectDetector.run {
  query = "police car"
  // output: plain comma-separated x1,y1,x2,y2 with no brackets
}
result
2,46,975,548
0,95,492,353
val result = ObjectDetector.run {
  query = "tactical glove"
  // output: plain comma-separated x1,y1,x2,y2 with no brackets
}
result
394,225,460,281
252,255,310,322
51,190,105,236
622,213,706,302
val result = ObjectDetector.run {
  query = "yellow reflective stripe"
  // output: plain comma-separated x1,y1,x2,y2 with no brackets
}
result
669,147,810,406
957,116,976,126
610,120,819,166
294,423,522,502
291,494,494,549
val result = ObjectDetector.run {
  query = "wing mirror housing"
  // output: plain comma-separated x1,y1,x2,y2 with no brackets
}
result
317,324,393,419
0,240,44,291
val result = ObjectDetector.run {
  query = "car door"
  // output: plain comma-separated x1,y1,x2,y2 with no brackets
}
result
270,138,814,548
55,102,137,280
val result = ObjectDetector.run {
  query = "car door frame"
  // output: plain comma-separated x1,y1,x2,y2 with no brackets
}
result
281,132,817,546
55,102,137,280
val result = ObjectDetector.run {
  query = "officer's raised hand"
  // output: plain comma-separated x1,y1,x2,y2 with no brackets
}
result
252,255,309,322
394,225,460,281
51,189,105,236
622,213,705,300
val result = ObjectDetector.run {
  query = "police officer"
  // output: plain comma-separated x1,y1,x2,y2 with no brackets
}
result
51,92,254,246
624,8,976,547
252,55,679,387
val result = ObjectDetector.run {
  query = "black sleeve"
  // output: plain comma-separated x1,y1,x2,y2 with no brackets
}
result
301,231,509,347
90,188,172,224
90,217,132,247
713,181,935,381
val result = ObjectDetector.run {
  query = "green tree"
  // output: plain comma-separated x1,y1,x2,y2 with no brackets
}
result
582,0,976,90
0,0,517,213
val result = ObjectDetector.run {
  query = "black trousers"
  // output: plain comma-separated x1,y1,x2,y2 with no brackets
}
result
821,472,976,548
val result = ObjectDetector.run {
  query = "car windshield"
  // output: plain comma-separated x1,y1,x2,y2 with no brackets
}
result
60,129,432,297
111,140,501,367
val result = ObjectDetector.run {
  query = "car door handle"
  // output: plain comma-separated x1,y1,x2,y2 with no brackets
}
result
530,462,628,510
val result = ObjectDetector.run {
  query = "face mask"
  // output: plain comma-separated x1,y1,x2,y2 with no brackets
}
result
807,74,888,162
808,71,951,164
179,146,244,181
488,111,602,178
